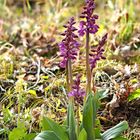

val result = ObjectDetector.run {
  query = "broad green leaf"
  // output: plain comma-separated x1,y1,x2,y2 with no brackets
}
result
41,117,69,140
34,131,61,140
9,122,27,140
83,93,94,140
128,89,140,101
24,133,36,140
67,102,77,140
102,121,128,140
78,129,87,140
9,127,26,140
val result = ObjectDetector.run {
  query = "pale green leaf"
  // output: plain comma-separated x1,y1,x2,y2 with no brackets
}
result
78,129,87,140
102,121,128,140
41,117,69,140
9,127,26,140
67,102,77,140
83,93,94,140
34,131,61,140
24,133,36,140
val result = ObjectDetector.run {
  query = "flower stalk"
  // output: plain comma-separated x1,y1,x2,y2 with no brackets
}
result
86,31,92,94
59,17,80,94
79,0,99,95
76,104,80,135
68,74,86,136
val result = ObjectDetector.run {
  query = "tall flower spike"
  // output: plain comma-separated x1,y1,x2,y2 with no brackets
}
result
68,74,86,104
59,17,80,68
78,0,99,36
89,33,108,71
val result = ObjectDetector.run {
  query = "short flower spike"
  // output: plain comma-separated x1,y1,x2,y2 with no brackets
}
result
68,74,85,104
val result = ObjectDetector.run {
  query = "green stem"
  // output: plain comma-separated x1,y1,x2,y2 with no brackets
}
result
66,59,73,92
68,59,73,87
68,59,74,104
76,104,80,135
66,62,70,92
17,94,21,123
66,59,74,104
86,31,91,95
66,59,75,140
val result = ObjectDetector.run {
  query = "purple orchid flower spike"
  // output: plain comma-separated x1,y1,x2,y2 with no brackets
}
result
90,33,108,71
59,17,80,68
68,74,86,104
78,0,99,36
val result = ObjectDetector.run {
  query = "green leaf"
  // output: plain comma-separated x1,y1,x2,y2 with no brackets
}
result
0,128,5,135
95,89,109,100
41,75,49,80
121,21,133,41
9,127,26,140
28,90,37,96
128,0,135,18
83,93,94,140
34,131,61,140
95,119,102,130
102,121,128,140
92,95,100,126
41,117,69,140
67,102,77,140
78,129,87,140
92,90,108,124
2,107,12,123
128,89,140,101
94,128,101,139
24,133,36,140
130,78,138,84
9,122,27,140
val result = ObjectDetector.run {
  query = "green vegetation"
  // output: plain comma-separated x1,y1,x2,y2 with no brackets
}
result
0,0,140,140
